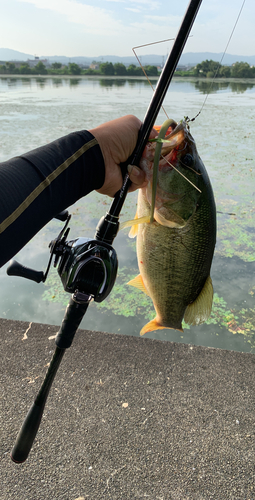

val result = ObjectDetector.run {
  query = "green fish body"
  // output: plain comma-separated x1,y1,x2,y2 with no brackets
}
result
128,120,216,335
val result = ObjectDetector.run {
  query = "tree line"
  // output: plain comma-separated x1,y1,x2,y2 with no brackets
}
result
175,59,255,78
0,59,254,79
0,61,159,76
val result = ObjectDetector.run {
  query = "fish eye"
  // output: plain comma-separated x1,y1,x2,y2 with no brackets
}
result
182,154,194,167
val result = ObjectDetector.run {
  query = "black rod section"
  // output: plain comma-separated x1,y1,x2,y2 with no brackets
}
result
11,298,89,463
11,347,65,463
109,0,203,218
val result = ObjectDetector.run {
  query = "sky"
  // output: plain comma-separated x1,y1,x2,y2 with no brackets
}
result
0,0,254,58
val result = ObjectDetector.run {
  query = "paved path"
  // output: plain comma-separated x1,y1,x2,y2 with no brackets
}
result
0,317,254,499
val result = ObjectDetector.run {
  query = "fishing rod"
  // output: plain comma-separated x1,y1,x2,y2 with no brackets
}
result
8,0,203,463
96,0,203,243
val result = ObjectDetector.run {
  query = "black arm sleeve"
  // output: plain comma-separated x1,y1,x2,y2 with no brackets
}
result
0,130,105,267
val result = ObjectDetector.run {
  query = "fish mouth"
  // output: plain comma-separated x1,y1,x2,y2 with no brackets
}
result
153,119,178,135
160,121,186,158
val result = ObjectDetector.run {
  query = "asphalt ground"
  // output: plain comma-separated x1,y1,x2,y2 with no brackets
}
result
0,317,254,499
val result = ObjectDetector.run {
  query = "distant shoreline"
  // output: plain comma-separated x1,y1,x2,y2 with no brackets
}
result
0,74,255,83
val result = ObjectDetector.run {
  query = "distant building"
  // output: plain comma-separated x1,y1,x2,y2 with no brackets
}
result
176,64,193,71
27,57,50,68
90,63,99,70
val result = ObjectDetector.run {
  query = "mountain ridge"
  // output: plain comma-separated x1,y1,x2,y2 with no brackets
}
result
1,48,255,66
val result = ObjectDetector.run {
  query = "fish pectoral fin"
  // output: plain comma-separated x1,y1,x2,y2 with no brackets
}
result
128,211,139,238
154,207,186,228
128,224,138,238
184,276,214,326
119,214,151,238
140,318,183,336
127,274,150,296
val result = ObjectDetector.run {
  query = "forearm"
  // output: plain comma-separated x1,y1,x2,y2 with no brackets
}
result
0,130,105,267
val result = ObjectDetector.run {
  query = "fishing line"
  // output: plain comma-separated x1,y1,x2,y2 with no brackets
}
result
132,38,176,119
163,156,201,193
134,0,246,123
133,1,246,196
193,0,247,120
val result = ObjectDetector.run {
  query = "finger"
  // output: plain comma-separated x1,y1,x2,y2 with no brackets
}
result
149,127,158,139
127,164,146,185
127,165,148,193
128,180,148,193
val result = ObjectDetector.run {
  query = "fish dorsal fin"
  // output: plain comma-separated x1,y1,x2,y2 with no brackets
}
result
140,318,183,336
184,275,213,326
127,274,149,296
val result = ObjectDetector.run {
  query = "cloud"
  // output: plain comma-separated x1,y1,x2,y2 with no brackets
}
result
16,0,167,43
17,0,127,36
143,14,182,26
128,0,161,10
12,0,255,56
125,8,141,13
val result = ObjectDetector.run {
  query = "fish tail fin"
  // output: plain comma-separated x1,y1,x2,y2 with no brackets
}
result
184,275,213,326
140,318,183,336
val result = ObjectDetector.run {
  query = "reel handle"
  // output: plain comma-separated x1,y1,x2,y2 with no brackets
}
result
7,259,45,283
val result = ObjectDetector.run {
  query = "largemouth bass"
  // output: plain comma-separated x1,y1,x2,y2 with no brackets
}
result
124,119,216,335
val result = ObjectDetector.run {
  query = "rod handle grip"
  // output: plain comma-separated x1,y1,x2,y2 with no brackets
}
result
11,402,45,463
55,297,89,349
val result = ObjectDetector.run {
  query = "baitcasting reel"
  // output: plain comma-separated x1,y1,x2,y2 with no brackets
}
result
7,210,118,306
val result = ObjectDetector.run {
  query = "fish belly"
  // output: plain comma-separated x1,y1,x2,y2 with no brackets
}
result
136,193,215,330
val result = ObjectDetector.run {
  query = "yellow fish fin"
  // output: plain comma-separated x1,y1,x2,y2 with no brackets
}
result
184,275,214,326
140,318,183,336
119,215,151,235
127,274,149,296
129,224,138,238
128,211,138,238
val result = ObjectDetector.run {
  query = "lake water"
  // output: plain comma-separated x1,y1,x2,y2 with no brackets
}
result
0,75,255,352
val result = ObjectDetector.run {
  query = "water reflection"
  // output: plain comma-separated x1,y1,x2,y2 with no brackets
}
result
21,78,33,88
99,78,126,87
0,76,255,95
194,80,230,94
36,78,47,88
52,78,64,87
194,79,255,94
6,78,19,87
69,78,81,87
127,78,150,88
229,81,255,93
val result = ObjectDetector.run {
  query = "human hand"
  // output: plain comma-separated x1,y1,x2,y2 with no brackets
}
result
89,115,157,197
